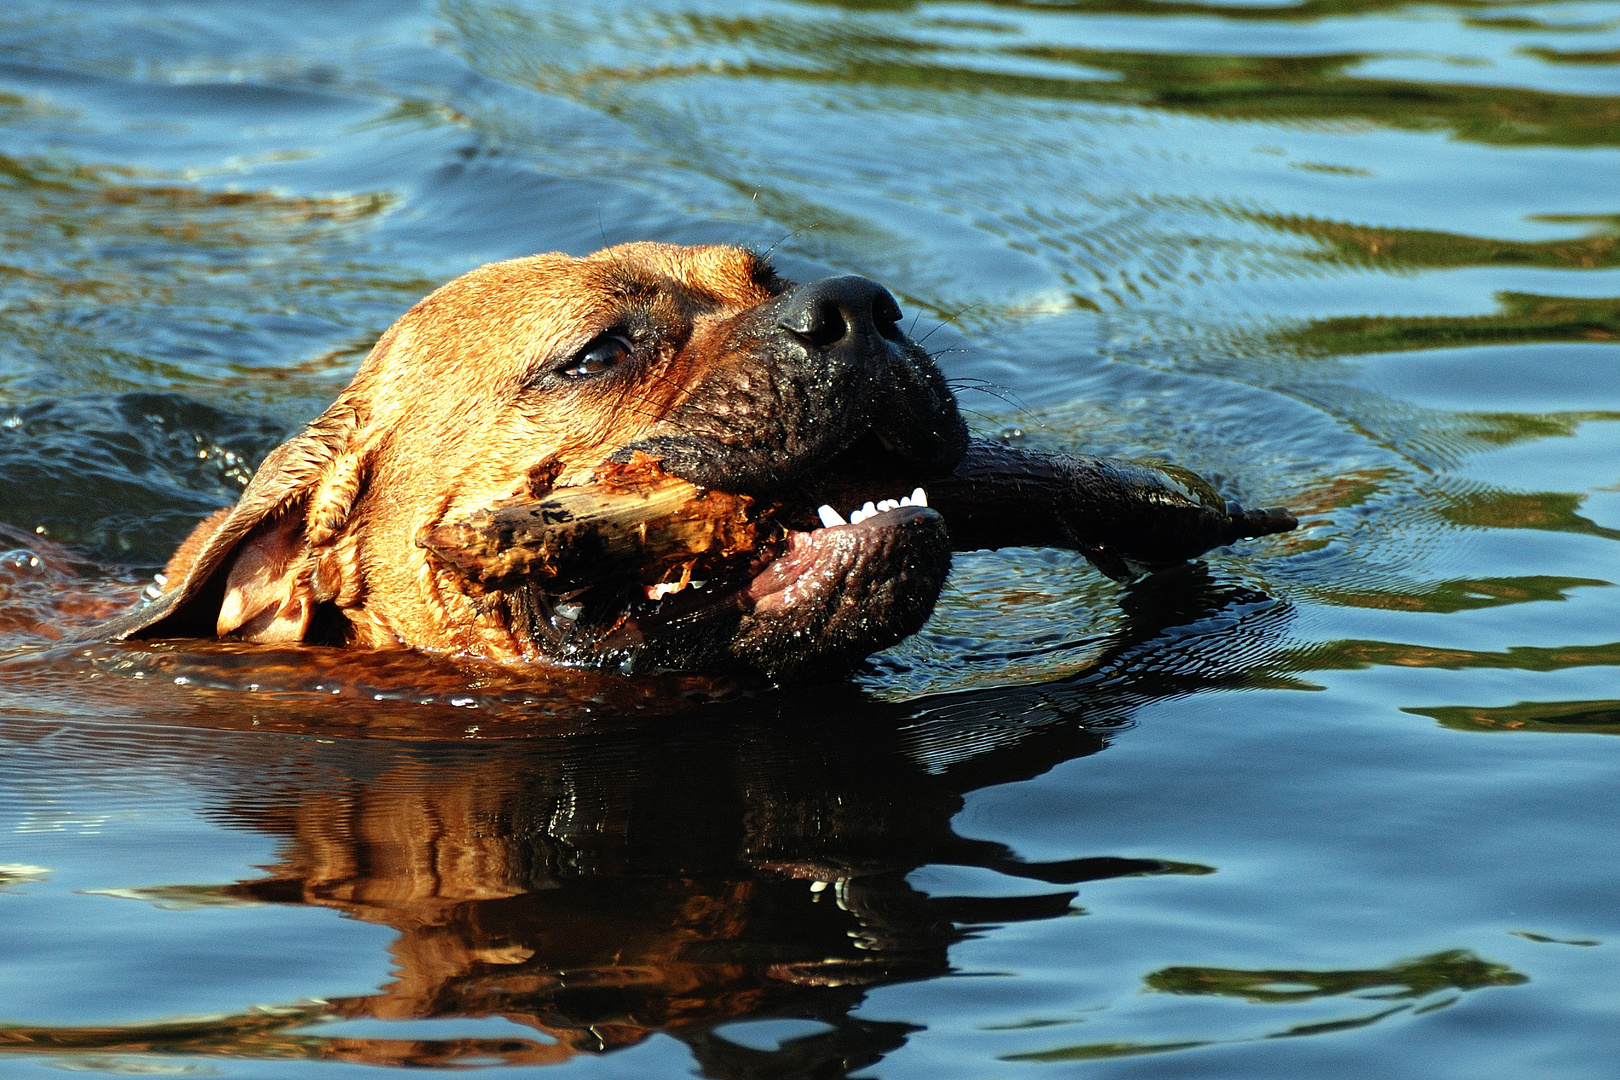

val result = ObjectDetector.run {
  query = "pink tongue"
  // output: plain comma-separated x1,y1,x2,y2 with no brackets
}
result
747,530,828,611
747,508,928,613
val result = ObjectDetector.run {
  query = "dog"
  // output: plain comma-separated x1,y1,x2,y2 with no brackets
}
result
96,243,1294,681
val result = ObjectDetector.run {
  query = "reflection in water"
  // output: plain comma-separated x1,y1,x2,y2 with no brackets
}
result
1525,46,1620,64
1002,951,1525,1062
1440,488,1620,540
1288,636,1620,677
2,0,1617,1073
1288,293,1620,356
1254,213,1620,273
1144,950,1527,1003
0,562,1543,1071
1310,574,1609,614
464,3,1620,150
1004,46,1620,147
0,152,420,418
1408,698,1620,734
482,2,1620,149
0,570,1298,1073
991,952,1522,1062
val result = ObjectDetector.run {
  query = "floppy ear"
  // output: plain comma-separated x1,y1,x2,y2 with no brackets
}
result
93,400,371,644
212,508,317,643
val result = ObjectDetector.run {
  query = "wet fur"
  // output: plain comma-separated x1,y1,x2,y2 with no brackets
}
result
101,243,957,678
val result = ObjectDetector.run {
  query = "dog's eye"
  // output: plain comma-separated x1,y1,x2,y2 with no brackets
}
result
558,333,632,378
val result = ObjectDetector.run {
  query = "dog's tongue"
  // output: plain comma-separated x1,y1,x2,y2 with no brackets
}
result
748,505,939,613
724,502,952,681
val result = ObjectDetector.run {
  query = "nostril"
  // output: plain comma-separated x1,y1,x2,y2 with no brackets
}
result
873,291,904,342
796,298,849,350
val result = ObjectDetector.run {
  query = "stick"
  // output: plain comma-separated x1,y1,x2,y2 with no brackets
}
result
419,462,762,591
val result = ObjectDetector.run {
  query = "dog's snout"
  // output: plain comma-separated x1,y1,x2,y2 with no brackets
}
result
778,276,905,349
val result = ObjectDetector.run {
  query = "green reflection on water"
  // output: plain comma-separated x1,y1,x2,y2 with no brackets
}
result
462,3,1620,149
1003,1038,1212,1062
1471,13,1618,32
1003,950,1525,1062
1256,213,1620,273
1144,949,1527,1002
1309,575,1610,614
1408,698,1620,733
1522,46,1620,65
0,149,426,413
1287,293,1620,356
744,40,1620,149
1287,636,1620,674
0,1003,565,1070
1441,488,1620,540
810,0,1575,24
1455,411,1620,450
1009,46,1620,147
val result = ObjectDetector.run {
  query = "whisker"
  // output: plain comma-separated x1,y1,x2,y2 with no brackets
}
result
916,303,983,346
760,229,798,263
943,376,1038,425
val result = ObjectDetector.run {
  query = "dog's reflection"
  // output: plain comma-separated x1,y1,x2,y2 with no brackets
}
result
10,568,1288,1078
219,710,1135,1073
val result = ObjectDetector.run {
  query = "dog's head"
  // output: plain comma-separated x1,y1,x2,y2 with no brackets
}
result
109,243,969,680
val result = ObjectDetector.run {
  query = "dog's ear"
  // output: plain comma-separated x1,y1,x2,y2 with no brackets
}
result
94,400,371,644
212,508,316,643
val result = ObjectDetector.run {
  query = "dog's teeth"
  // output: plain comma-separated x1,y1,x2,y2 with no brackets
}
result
860,501,877,520
877,499,899,513
911,487,927,508
817,504,847,528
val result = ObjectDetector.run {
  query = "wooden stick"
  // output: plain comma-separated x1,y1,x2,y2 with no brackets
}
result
925,440,1296,576
419,441,1297,592
418,462,762,591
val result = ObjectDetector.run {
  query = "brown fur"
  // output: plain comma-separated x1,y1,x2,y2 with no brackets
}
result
150,243,781,661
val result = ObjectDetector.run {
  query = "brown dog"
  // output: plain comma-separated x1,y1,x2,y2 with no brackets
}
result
97,243,1294,680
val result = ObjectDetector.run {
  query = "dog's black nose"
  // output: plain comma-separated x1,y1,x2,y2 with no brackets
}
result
777,276,905,349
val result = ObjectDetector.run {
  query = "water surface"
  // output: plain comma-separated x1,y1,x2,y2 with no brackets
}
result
2,0,1618,1076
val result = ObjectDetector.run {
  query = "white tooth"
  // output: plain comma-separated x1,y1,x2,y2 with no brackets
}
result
817,504,847,528
877,499,899,513
900,496,913,507
861,501,877,519
911,487,927,507
849,509,867,524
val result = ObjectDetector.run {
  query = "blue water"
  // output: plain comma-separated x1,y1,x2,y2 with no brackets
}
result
2,0,1619,1076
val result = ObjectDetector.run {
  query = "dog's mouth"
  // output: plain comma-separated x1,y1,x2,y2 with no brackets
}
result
481,440,955,682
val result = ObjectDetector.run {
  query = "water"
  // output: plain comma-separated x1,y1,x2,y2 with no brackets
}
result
1,0,1618,1075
